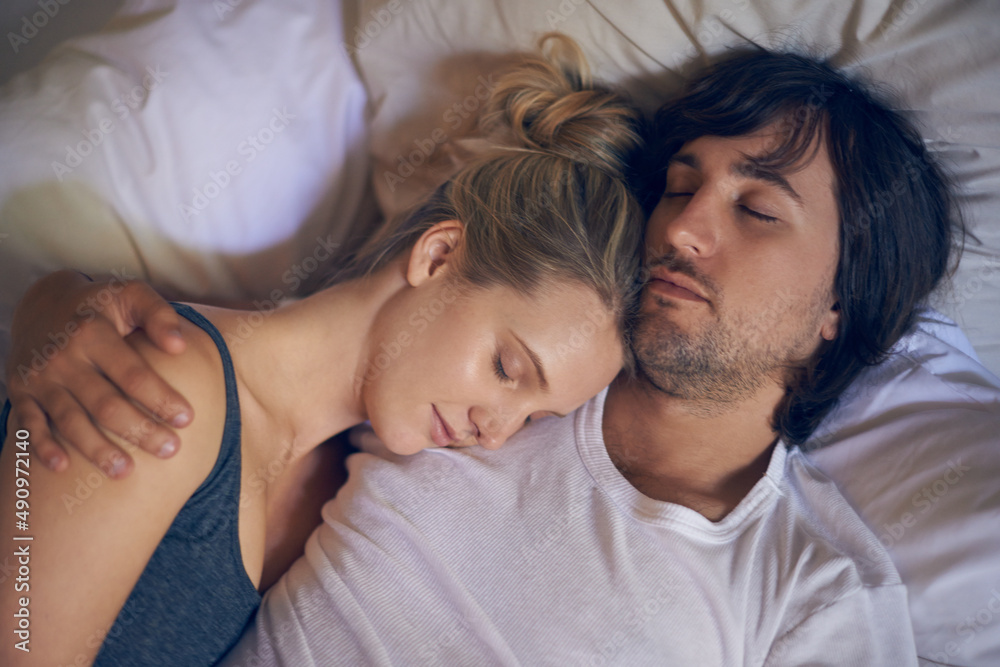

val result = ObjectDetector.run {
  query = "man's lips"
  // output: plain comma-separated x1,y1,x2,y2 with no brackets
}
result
431,404,457,448
647,268,709,303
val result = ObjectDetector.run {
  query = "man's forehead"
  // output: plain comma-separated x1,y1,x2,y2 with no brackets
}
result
677,120,826,161
670,129,835,203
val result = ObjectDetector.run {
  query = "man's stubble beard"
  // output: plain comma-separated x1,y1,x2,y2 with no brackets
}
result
631,292,826,412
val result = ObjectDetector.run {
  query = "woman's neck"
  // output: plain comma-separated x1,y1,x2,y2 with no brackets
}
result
227,265,402,468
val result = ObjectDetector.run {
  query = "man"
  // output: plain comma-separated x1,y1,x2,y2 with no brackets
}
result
4,49,960,663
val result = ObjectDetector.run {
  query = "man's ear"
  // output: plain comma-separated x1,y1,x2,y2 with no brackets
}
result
819,300,840,342
405,220,465,287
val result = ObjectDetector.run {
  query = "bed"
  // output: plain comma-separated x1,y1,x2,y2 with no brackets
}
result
0,1,998,664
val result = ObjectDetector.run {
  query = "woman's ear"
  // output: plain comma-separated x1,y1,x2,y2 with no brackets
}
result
405,220,465,287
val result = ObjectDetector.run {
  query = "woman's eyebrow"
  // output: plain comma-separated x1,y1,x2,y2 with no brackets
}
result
512,332,550,391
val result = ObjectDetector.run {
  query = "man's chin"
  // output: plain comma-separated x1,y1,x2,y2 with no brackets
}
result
631,320,771,404
635,306,699,346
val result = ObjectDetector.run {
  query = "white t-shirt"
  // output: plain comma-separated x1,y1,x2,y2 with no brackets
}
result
223,389,916,666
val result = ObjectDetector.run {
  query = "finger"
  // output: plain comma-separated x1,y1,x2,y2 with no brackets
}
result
145,316,186,355
133,296,187,356
93,337,193,430
68,367,182,459
36,388,136,479
118,282,187,353
9,396,69,472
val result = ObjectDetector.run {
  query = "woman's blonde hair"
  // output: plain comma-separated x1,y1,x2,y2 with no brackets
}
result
333,33,645,351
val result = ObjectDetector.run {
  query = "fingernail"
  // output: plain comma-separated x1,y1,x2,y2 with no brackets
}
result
47,455,63,470
159,440,177,458
171,412,191,428
108,454,126,477
169,328,183,339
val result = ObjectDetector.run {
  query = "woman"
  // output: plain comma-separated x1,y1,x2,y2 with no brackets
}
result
0,35,645,666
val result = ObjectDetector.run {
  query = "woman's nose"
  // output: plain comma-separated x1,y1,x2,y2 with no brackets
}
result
471,404,525,450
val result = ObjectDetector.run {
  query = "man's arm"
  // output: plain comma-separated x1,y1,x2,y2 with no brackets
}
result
5,270,193,477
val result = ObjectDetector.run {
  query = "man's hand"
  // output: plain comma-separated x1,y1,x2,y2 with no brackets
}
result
5,270,194,478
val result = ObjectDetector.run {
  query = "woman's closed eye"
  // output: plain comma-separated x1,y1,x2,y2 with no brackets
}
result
493,352,514,384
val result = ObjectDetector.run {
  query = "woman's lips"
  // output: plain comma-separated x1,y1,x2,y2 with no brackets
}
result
431,404,455,448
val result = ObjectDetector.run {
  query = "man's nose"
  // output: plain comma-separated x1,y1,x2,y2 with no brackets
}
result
659,189,722,259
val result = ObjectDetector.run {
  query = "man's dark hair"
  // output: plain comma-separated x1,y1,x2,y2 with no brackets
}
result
642,48,965,446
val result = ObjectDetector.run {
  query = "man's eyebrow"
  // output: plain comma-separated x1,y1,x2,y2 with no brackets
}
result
668,153,700,171
512,333,549,392
671,151,805,208
732,160,804,207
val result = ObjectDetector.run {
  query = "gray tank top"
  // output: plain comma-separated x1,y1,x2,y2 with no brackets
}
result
1,302,261,665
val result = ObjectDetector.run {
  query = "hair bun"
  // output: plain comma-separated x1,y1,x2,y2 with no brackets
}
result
480,33,642,178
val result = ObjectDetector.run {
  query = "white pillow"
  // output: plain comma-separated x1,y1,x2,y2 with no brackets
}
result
352,1,1000,663
0,0,378,381
807,312,1000,666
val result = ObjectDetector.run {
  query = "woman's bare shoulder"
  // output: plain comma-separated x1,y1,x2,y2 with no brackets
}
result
0,307,232,665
